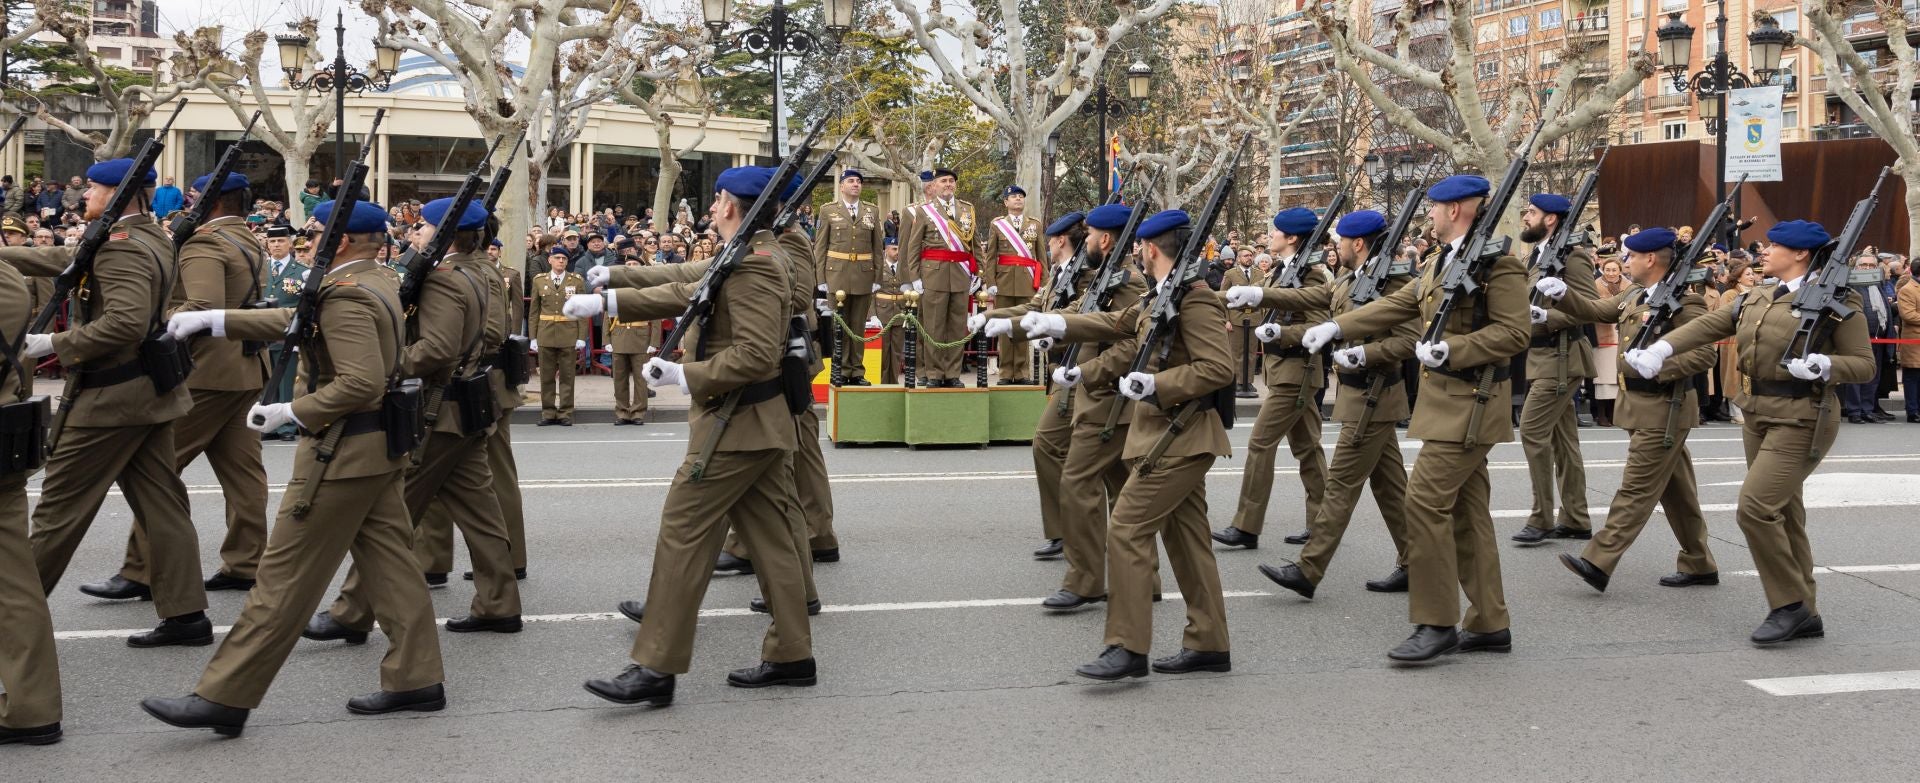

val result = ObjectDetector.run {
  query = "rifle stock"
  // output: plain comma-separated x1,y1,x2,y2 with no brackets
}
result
1778,166,1891,369
1418,124,1543,346
169,111,262,251
396,134,509,308
1628,174,1746,353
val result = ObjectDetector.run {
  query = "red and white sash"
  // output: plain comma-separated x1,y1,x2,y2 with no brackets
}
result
922,203,964,250
992,216,1040,289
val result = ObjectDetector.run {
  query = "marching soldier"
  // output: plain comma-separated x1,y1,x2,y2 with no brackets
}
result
981,185,1044,384
531,247,587,425
262,225,306,441
813,169,885,385
1222,250,1260,397
579,165,815,707
1627,219,1874,644
1511,194,1599,545
1,157,210,647
1027,209,1235,679
1230,210,1415,598
1303,174,1530,662
0,260,60,746
1211,207,1330,551
874,240,908,384
902,168,979,388
441,238,532,582
142,199,447,735
1536,227,1719,593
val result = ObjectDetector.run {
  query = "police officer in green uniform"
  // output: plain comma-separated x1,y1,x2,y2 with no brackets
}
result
263,224,308,442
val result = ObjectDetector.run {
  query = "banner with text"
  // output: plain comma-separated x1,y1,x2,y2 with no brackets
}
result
1725,85,1785,183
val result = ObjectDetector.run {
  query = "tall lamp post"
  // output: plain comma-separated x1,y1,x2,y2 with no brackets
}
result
1656,7,1794,249
276,11,402,184
1362,151,1421,214
1056,60,1153,202
703,0,852,157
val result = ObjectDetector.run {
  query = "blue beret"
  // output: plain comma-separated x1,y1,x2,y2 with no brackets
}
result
1137,210,1191,240
839,169,863,181
310,200,390,234
1335,210,1387,238
1710,242,1726,252
1427,174,1491,203
1766,220,1830,250
548,245,571,257
1086,204,1133,231
918,170,934,182
489,238,504,248
86,158,157,186
1623,227,1677,253
1045,211,1085,237
1272,206,1318,236
421,197,489,231
716,166,775,199
780,174,804,202
191,172,250,195
1529,193,1571,215
1003,185,1026,199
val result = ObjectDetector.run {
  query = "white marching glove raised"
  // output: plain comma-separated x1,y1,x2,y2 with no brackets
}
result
1223,285,1264,309
1119,371,1155,401
984,319,1014,338
1787,354,1832,381
1414,340,1450,368
22,334,53,359
1529,305,1550,325
167,310,225,341
586,265,611,289
986,285,998,296
1623,340,1673,379
1332,346,1366,370
1533,276,1568,300
563,294,605,319
1051,366,1081,389
966,313,987,333
642,356,689,393
574,339,586,350
1021,312,1067,340
1254,323,1284,343
1300,321,1342,353
245,402,299,434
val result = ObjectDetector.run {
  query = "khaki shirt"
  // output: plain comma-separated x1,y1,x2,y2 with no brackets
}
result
169,216,269,392
1061,277,1235,459
1661,280,1875,422
530,271,588,346
1554,283,1717,431
813,201,885,294
980,213,1044,298
902,198,979,293
1525,244,1599,378
1244,255,1332,389
0,264,28,405
1264,267,1419,423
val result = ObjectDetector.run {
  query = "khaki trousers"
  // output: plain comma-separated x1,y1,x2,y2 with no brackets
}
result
918,289,967,380
879,305,905,385
0,471,60,729
1738,415,1834,613
1296,420,1410,584
838,292,874,382
995,295,1033,380
1580,428,1718,576
726,408,836,567
611,351,649,421
1059,419,1152,598
32,422,206,619
1519,379,1591,531
1230,384,1326,535
124,388,269,582
1404,440,1509,633
1030,390,1073,541
632,449,812,674
195,470,443,709
1105,454,1228,655
537,345,576,418
415,410,528,572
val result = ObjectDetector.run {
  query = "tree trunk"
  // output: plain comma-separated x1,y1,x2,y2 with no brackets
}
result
653,154,681,235
284,156,313,223
1014,141,1044,217
1905,167,1920,261
1267,148,1285,212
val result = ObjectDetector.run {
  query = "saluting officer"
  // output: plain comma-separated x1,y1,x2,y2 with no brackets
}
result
142,199,447,735
531,247,588,424
262,225,307,441
980,185,1044,384
1211,207,1330,551
1230,210,1416,598
813,169,885,385
1537,227,1720,593
1512,193,1600,546
1303,174,1530,662
1627,219,1874,644
0,157,210,648
0,260,60,746
903,168,979,387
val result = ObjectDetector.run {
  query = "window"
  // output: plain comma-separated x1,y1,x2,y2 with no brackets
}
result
1659,0,1687,12
1782,109,1799,128
1772,8,1799,32
1630,130,1644,144
1508,15,1529,36
95,46,122,60
1541,8,1563,28
1478,23,1500,43
1662,120,1687,140
1703,26,1719,59
1659,75,1684,95
1477,59,1500,80
1630,0,1645,18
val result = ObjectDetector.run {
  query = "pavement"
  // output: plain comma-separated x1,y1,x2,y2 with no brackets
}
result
10,405,1920,780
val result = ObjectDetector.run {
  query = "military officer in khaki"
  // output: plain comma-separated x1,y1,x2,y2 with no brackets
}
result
1,157,209,647
578,165,815,707
436,238,532,582
2,217,55,329
902,168,979,387
1628,219,1874,645
874,241,909,384
0,260,60,746
814,169,886,385
607,285,659,424
100,172,271,601
1232,210,1416,598
1222,251,1260,396
532,248,588,424
1511,193,1599,545
1211,207,1330,550
980,185,1044,384
1028,208,1234,680
141,199,447,735
1306,174,1530,662
1537,227,1719,593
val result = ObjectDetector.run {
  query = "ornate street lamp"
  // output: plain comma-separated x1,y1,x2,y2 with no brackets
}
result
277,11,402,179
703,0,854,155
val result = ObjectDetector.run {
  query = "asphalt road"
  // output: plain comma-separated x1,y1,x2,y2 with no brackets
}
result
10,414,1920,781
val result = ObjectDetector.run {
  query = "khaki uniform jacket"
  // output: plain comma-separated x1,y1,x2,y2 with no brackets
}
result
0,214,192,426
404,251,492,435
1246,257,1333,388
1060,269,1149,427
530,271,587,347
224,259,407,479
1660,280,1875,421
169,216,268,392
1262,268,1419,423
1061,278,1235,460
0,264,28,400
980,214,1044,298
903,198,979,292
1553,283,1717,431
1526,244,1599,378
610,230,795,453
484,256,525,412
813,201,885,294
1335,246,1531,445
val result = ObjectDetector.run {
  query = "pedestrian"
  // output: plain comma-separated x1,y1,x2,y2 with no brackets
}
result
150,175,184,216
814,169,886,385
980,185,1044,384
0,258,58,746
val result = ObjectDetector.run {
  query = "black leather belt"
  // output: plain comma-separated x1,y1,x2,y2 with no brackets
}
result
77,359,145,390
331,410,386,438
1622,377,1675,394
1746,377,1814,399
703,377,783,411
1337,370,1403,389
1428,364,1511,384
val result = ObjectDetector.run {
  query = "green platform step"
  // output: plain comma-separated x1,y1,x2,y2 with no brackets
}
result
827,385,1048,447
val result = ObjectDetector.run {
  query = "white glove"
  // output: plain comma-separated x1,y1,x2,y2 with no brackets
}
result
984,319,1013,338
966,313,987,333
1300,321,1341,353
1224,285,1264,309
871,283,882,293
245,402,299,434
574,339,586,350
1119,371,1155,401
910,279,923,293
1051,366,1081,389
563,294,605,318
167,310,225,340
529,339,538,351
1529,305,1549,325
1254,323,1283,343
22,333,53,359
1787,354,1832,381
646,346,657,355
1021,312,1067,339
815,298,834,318
642,356,689,393
1534,277,1567,300
1415,340,1450,368
1623,340,1673,379
1332,346,1366,370
987,285,998,296
586,265,611,289
968,276,983,294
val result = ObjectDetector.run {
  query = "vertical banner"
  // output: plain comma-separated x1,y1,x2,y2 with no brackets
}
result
1108,134,1122,195
1725,85,1785,183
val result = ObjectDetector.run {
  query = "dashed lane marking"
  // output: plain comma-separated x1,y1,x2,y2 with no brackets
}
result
1747,671,1920,696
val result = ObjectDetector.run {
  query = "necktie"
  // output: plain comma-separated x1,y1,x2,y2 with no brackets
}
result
1773,285,1791,300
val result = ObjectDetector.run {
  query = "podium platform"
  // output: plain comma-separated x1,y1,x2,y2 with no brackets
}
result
825,383,1048,447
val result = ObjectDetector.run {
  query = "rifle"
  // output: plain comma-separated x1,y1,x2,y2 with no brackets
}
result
1045,161,1137,311
1418,124,1543,347
1055,165,1162,378
29,101,189,334
1779,165,1891,370
1528,147,1608,309
396,134,509,309
1259,184,1350,328
1348,188,1423,308
169,111,261,251
477,135,525,249
1626,174,1748,353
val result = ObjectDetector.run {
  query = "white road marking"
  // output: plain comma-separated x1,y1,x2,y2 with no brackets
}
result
1746,670,1920,696
52,591,1272,641
1729,564,1920,577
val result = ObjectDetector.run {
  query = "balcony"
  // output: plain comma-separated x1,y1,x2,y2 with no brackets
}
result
1566,11,1609,38
1649,93,1691,111
1766,73,1798,94
1268,41,1333,63
1843,8,1920,41
1813,122,1876,140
